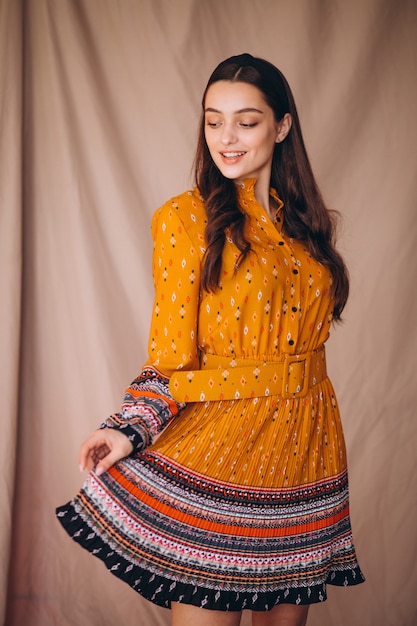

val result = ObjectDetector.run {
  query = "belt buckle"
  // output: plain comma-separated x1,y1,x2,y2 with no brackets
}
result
282,354,311,398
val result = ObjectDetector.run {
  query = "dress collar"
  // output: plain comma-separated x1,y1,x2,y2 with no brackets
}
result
236,178,284,213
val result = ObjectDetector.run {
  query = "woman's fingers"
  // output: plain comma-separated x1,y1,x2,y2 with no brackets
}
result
92,443,111,463
79,429,134,474
95,442,128,476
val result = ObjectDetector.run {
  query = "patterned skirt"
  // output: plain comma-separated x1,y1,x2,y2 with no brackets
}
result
56,438,364,611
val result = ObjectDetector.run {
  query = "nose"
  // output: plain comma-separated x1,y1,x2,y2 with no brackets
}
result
221,123,237,145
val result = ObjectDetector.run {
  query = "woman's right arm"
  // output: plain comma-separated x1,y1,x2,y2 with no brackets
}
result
80,199,202,475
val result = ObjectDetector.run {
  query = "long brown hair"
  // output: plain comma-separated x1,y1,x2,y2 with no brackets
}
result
194,53,349,320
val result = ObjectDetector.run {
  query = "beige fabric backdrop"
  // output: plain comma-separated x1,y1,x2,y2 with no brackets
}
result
1,0,416,624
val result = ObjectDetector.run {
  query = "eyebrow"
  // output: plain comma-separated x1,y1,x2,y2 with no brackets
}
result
204,107,264,114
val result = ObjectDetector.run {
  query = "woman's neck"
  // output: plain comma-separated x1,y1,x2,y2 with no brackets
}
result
254,181,274,216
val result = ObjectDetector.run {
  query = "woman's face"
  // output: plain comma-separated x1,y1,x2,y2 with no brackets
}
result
204,80,282,188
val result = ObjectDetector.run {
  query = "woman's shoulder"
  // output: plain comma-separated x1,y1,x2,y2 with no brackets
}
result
156,187,206,217
151,188,207,251
152,188,207,232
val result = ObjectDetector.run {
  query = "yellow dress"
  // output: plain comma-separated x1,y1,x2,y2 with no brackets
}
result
56,180,364,611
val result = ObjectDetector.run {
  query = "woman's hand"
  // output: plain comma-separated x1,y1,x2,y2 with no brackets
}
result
79,428,134,476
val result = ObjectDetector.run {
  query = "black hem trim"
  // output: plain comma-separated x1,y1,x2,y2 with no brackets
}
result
56,502,365,612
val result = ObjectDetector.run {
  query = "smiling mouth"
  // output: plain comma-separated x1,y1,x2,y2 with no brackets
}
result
221,151,246,159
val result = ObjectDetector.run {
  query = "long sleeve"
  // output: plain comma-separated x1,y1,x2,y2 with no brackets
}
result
100,196,203,451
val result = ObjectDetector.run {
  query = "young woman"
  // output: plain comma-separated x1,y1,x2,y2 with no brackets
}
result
56,54,364,626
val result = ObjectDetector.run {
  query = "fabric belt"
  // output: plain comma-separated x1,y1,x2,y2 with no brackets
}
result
169,346,327,402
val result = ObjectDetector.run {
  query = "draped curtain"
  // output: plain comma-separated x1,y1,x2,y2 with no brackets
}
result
1,1,416,624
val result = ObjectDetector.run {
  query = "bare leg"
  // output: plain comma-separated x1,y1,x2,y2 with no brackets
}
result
171,602,242,626
252,604,309,626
